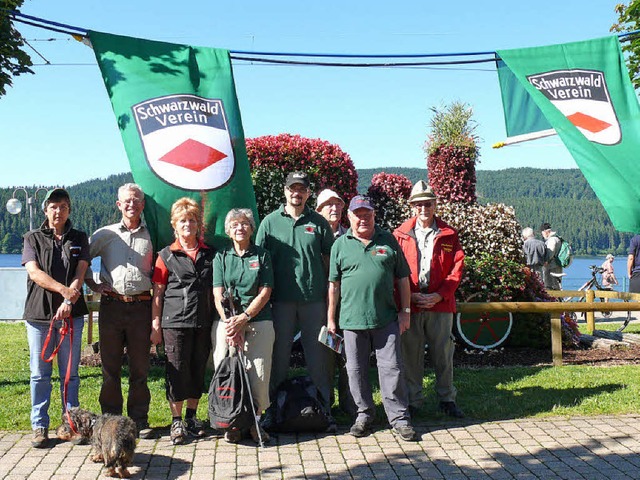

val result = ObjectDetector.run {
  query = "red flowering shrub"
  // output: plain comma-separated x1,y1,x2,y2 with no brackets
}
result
427,145,477,204
246,134,358,219
366,173,412,231
425,102,479,204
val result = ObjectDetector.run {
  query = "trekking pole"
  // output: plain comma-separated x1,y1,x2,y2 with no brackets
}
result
227,288,265,448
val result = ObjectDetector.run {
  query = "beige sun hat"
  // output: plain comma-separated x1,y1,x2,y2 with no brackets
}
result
316,189,345,211
408,180,436,203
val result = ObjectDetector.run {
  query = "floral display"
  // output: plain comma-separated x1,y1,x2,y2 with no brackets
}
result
366,173,412,231
246,134,358,220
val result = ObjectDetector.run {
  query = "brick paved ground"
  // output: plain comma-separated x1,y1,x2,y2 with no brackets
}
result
2,415,640,479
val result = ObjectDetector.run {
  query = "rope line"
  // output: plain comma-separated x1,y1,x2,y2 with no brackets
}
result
9,9,640,67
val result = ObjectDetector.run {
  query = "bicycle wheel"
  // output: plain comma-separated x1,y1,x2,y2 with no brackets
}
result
455,311,513,350
617,299,634,332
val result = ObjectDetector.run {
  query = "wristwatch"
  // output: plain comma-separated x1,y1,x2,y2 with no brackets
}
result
63,298,73,306
402,307,411,314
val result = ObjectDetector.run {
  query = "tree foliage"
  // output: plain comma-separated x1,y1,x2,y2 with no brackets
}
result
0,1,33,97
246,134,359,220
611,0,640,90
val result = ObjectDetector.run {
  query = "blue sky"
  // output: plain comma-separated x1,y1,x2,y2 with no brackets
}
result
0,0,624,188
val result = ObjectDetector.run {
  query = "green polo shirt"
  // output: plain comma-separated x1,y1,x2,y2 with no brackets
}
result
329,226,410,330
212,244,273,322
255,204,334,303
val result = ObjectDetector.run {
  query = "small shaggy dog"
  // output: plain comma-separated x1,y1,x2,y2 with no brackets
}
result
56,407,137,478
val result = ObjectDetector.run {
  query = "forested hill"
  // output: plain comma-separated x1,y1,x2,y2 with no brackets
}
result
360,167,631,256
0,168,632,255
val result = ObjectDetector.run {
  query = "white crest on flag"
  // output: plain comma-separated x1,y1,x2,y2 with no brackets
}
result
527,69,621,146
132,94,235,190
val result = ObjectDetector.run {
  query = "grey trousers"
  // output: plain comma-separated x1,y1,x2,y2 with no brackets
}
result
269,301,334,413
343,321,411,428
402,311,456,408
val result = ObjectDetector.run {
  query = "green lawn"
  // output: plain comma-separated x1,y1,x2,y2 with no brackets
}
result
2,322,640,431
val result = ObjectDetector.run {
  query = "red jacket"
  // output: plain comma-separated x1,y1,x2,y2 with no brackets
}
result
393,216,464,313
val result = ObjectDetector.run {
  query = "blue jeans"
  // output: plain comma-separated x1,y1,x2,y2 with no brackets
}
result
26,317,85,429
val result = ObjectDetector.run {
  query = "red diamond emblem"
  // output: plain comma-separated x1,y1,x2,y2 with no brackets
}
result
159,139,228,172
566,112,611,133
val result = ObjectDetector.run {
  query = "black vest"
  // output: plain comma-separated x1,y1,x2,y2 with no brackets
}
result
23,222,89,321
158,244,215,328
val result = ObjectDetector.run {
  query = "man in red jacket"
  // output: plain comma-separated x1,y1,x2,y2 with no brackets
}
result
393,181,465,418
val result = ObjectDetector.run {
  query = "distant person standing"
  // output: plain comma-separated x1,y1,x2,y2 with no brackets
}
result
540,222,563,290
22,188,89,448
628,235,640,294
522,227,546,281
85,183,154,439
601,254,618,289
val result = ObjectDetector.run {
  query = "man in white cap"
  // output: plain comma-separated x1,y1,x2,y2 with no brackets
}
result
316,188,356,418
316,189,347,238
393,180,465,418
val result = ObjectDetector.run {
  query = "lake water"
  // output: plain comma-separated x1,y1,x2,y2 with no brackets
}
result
0,254,101,272
0,253,628,292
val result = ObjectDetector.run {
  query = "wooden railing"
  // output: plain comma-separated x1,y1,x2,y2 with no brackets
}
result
85,291,640,367
458,290,640,366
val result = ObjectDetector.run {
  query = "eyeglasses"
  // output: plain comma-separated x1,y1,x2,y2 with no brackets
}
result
230,221,251,230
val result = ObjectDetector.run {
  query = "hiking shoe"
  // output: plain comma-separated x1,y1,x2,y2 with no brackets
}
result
224,428,242,444
349,422,371,438
184,417,206,438
32,427,48,448
392,424,418,442
249,423,270,444
170,420,187,445
136,421,155,439
438,401,465,418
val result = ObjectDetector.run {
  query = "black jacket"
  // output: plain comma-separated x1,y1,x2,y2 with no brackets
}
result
158,242,215,329
23,220,89,322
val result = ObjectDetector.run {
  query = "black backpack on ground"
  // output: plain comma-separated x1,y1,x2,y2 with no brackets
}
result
208,352,254,431
264,376,329,433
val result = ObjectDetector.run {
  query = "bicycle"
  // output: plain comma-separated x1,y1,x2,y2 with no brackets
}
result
560,265,633,332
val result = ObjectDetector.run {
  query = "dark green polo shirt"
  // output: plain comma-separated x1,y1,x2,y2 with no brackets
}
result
255,204,334,303
329,226,410,330
212,244,273,322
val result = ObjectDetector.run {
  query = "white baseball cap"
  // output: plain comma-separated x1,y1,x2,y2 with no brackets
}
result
316,189,345,211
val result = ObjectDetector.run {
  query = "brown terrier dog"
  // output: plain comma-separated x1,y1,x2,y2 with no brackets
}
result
57,407,137,478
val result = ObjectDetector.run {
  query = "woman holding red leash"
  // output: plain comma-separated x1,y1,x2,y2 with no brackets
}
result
22,188,90,448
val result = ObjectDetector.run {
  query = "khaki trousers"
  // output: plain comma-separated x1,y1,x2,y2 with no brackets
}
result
211,320,275,414
401,311,456,408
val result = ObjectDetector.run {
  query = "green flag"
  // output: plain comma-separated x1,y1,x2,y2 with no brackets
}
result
89,31,257,249
498,36,640,233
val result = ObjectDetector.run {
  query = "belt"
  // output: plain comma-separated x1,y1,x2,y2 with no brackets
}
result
104,291,152,303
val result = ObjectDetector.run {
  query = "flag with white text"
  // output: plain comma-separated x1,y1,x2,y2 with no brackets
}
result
498,36,640,233
89,31,257,249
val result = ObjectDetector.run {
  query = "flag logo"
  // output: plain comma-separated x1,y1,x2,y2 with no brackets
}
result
132,94,236,190
526,69,620,145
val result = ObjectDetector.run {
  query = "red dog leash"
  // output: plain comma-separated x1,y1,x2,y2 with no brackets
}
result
41,316,78,434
